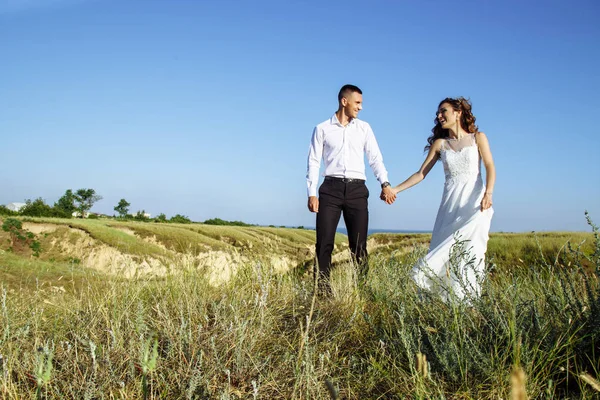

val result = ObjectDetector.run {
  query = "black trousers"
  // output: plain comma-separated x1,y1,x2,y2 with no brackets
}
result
315,177,369,284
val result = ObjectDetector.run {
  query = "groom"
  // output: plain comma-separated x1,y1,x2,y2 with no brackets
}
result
306,84,396,292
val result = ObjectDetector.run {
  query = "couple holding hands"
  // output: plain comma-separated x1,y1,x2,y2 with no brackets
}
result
306,84,495,300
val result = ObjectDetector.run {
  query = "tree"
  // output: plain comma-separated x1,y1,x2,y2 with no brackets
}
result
20,198,52,217
0,205,18,216
134,210,149,221
73,189,102,218
54,189,76,217
155,213,167,223
169,214,192,224
203,217,252,227
20,198,67,218
114,199,131,218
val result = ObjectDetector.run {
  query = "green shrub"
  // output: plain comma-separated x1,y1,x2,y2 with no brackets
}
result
1,217,41,256
154,213,168,223
203,217,253,226
134,210,150,221
20,198,70,218
0,205,18,216
169,214,192,224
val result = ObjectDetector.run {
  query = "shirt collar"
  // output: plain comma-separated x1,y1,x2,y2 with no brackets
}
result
331,113,358,127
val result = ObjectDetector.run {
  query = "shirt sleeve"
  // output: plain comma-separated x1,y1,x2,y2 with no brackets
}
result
364,123,389,185
306,126,323,197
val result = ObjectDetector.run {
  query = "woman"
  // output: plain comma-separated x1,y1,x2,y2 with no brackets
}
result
386,97,495,300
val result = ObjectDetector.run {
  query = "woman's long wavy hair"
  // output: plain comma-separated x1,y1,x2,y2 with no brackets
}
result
425,97,479,152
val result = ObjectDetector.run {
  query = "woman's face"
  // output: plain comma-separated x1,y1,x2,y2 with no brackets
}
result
436,102,460,129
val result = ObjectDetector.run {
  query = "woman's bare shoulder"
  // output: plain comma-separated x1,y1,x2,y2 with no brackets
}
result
432,138,445,148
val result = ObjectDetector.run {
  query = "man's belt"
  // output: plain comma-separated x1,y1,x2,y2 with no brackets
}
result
324,176,365,184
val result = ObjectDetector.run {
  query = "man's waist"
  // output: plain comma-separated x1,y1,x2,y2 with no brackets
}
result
324,176,365,184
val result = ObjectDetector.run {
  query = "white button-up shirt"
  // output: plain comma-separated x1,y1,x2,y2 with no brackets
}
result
306,114,389,197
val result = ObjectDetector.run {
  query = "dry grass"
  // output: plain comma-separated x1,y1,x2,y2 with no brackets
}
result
511,366,528,400
0,217,598,398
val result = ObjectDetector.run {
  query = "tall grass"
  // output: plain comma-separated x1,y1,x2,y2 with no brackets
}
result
0,220,598,398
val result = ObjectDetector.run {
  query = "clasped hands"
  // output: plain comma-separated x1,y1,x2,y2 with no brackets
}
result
380,186,397,205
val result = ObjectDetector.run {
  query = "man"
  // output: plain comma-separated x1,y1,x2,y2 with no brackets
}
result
306,84,396,292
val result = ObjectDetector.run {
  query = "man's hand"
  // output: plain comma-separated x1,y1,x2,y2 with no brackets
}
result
308,196,319,213
380,186,396,205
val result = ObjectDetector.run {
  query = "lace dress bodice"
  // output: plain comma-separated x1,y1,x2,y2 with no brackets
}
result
440,133,481,185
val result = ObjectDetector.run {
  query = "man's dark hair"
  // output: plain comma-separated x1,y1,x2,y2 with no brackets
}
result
338,84,362,102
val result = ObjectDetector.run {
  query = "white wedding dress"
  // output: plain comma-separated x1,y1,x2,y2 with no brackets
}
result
413,133,493,301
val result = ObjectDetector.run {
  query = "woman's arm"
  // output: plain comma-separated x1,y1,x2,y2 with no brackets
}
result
391,139,442,195
476,132,495,211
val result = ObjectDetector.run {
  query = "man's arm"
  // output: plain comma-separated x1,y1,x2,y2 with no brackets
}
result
306,126,323,212
364,124,396,204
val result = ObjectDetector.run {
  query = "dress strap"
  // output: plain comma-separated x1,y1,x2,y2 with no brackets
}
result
440,139,449,151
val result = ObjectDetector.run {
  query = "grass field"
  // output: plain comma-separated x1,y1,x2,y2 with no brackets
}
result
0,216,598,398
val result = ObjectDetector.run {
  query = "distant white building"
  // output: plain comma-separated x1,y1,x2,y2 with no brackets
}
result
72,211,90,218
5,202,26,212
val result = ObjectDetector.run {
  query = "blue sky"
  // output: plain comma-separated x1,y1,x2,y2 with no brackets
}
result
1,0,598,232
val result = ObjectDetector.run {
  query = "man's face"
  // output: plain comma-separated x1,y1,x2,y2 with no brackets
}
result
342,91,363,119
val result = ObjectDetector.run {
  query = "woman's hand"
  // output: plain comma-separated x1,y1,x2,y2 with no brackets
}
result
380,187,399,200
379,186,397,204
481,192,493,211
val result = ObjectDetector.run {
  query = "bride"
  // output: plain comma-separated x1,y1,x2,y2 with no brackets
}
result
385,97,496,300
